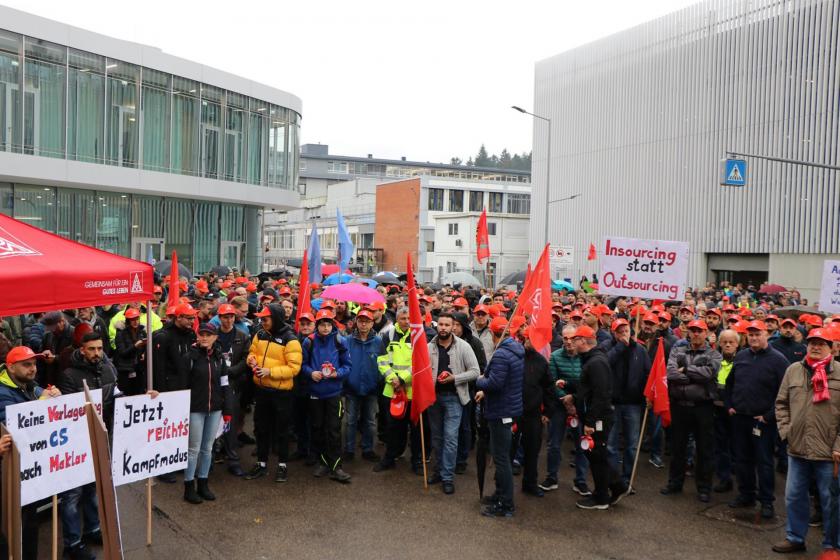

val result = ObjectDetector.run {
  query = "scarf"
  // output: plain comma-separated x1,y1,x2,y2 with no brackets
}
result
806,355,832,403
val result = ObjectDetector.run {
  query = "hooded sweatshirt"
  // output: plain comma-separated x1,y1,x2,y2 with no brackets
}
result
248,303,303,392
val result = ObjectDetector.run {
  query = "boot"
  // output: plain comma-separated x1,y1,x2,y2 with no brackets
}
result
183,480,203,504
197,478,216,501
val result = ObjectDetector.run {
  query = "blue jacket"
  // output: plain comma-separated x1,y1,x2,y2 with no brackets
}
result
604,338,652,405
208,315,251,336
725,345,789,422
302,330,351,399
477,337,524,420
344,333,386,397
0,367,44,425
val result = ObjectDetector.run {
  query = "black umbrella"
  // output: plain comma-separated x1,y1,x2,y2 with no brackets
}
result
773,306,826,319
209,265,232,276
268,268,295,277
283,257,304,268
475,401,490,499
154,260,192,280
499,270,526,286
373,271,401,285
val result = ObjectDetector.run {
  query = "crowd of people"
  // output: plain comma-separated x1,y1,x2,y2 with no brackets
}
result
1,273,840,557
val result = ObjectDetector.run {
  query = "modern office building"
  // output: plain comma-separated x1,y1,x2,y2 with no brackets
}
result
0,6,301,275
531,0,839,300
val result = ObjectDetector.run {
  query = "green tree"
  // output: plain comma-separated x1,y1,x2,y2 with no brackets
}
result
499,149,512,169
450,157,462,165
474,144,492,167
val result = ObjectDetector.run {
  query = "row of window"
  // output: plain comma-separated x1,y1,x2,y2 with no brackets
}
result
428,188,530,214
447,222,497,236
323,160,529,183
0,29,300,188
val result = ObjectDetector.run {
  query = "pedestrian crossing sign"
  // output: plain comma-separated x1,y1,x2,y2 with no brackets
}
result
721,158,747,187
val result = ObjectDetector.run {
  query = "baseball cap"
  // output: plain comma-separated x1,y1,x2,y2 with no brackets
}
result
687,320,708,331
659,312,672,322
367,301,386,312
569,310,584,320
453,297,469,308
390,389,407,418
5,346,40,366
174,303,197,317
509,316,527,332
642,313,659,324
153,285,163,294
805,315,824,327
124,308,141,320
573,325,596,339
738,308,753,317
298,312,315,323
197,322,218,334
255,307,273,318
355,310,374,321
320,300,336,310
315,309,336,323
766,314,780,322
489,316,509,335
746,320,768,331
217,304,237,316
610,319,629,332
806,328,833,343
706,308,721,317
722,304,736,312
474,304,490,315
732,320,748,334
679,305,695,313
278,287,292,296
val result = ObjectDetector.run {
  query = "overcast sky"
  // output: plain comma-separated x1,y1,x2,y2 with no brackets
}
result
5,0,699,163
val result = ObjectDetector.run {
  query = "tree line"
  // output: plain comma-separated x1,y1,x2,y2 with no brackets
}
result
450,144,531,171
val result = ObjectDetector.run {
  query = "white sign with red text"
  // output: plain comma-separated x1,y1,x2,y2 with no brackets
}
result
599,236,689,300
6,390,103,506
111,390,190,486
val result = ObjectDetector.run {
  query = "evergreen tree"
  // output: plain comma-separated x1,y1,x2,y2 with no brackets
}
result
474,144,492,167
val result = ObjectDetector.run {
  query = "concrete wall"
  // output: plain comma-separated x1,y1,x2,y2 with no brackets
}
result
375,179,420,273
770,253,840,304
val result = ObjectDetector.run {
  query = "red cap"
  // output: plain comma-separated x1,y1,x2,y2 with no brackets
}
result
642,313,659,324
489,317,509,335
746,320,768,331
687,320,708,330
651,304,666,313
221,281,232,289
659,312,672,322
174,303,197,317
277,279,287,285
217,304,237,316
474,304,490,315
610,319,629,332
5,346,39,366
766,314,780,322
805,315,824,327
509,316,527,332
573,325,596,338
780,317,797,327
488,304,502,318
732,320,748,334
235,276,248,284
310,282,320,290
453,297,469,308
355,310,374,321
165,305,177,316
630,305,647,318
390,389,407,418
831,315,840,323
569,310,584,320
315,309,336,323
806,328,834,343
298,312,314,323
124,308,141,320
278,287,292,296
153,285,163,294
722,304,736,312
679,305,695,313
255,307,272,318
552,302,563,309
599,306,614,316
738,308,753,317
367,301,386,312
320,300,336,310
260,293,275,301
246,282,257,293
706,308,721,317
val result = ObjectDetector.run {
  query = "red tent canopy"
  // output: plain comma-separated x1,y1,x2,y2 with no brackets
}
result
0,213,155,316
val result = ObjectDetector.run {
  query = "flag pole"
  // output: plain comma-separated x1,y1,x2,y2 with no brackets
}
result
51,495,58,560
419,411,429,490
627,401,651,493
145,299,154,546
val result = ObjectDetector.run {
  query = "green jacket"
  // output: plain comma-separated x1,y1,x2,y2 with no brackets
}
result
379,324,413,399
548,348,581,399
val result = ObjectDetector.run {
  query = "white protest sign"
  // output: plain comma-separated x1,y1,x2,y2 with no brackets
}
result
550,245,574,267
6,389,102,506
819,260,840,314
599,236,689,301
111,390,190,486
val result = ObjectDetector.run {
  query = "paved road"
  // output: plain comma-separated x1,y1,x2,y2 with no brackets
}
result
37,439,819,559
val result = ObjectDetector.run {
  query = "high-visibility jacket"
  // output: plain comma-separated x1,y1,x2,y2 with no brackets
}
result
378,324,413,399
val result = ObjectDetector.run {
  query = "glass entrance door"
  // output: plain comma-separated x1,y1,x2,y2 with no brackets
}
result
133,237,165,264
221,241,243,270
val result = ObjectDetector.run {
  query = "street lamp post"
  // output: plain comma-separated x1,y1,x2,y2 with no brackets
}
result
512,106,551,249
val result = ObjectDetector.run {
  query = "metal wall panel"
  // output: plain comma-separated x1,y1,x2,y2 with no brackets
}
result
531,0,840,287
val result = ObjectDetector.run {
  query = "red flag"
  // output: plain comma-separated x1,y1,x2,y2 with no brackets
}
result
407,252,436,424
514,245,553,351
587,243,597,261
476,208,490,264
295,250,311,331
643,338,671,427
167,250,179,308
524,263,532,286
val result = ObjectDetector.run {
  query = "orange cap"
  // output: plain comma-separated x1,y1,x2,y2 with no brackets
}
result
573,325,596,338
124,308,141,320
254,307,272,318
610,319,629,332
5,346,39,366
217,304,237,316
174,303,197,317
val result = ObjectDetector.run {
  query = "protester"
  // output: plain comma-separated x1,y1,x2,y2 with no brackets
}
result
451,311,486,474
519,331,555,497
476,317,524,517
773,328,840,553
113,307,148,396
713,329,740,493
214,304,251,477
153,303,198,393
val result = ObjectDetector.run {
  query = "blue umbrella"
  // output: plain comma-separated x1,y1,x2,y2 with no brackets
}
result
552,279,575,291
352,277,378,288
323,272,355,286
310,298,323,312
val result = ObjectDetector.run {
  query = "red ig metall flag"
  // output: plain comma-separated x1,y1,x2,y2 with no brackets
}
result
476,208,490,263
406,252,436,424
643,338,671,427
295,249,311,331
514,244,553,352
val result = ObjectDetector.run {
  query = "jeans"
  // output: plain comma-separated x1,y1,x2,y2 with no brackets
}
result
428,393,463,482
488,419,514,508
606,404,642,485
731,414,777,504
186,410,222,481
254,389,293,463
785,456,839,548
60,482,99,547
221,381,242,466
546,408,589,485
344,394,378,454
713,404,733,483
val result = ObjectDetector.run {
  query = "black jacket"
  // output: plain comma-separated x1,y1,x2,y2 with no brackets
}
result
605,338,652,405
522,348,555,418
575,346,613,429
113,325,147,375
216,326,250,386
771,336,805,365
153,322,197,392
186,343,233,415
452,313,487,375
666,343,722,405
725,345,789,422
58,349,119,431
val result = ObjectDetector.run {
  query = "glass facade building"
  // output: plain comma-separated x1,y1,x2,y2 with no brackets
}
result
0,10,301,275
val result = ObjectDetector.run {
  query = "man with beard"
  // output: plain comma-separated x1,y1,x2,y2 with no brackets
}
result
772,318,807,364
451,312,486,474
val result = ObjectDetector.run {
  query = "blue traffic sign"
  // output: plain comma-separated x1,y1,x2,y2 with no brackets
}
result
721,158,747,186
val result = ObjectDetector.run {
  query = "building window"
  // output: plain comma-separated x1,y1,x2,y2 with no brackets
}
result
68,49,105,164
448,223,459,235
106,59,140,168
299,160,307,171
507,193,530,214
327,161,348,174
488,222,497,236
24,37,67,158
446,261,457,273
449,189,463,212
426,241,435,253
428,188,444,211
488,192,503,213
469,191,483,212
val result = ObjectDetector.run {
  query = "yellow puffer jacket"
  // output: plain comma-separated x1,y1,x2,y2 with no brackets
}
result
249,336,303,391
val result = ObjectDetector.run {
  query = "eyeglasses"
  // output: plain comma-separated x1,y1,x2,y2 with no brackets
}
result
562,337,575,341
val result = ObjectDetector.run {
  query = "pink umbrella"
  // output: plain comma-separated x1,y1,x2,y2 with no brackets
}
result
320,283,385,305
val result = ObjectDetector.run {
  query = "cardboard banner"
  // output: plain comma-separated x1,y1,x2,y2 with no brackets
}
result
819,260,840,314
5,390,102,506
111,391,190,486
599,236,689,300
